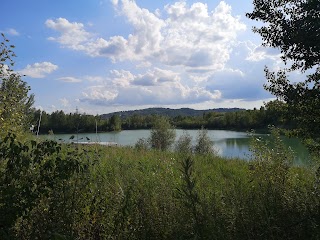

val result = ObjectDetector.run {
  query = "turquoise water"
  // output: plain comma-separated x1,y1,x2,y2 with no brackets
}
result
46,129,310,164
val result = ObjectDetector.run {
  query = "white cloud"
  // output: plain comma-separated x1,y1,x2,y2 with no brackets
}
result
81,83,221,106
45,18,92,51
246,45,281,62
43,1,281,110
5,28,20,36
133,68,180,86
45,1,246,72
110,69,135,87
58,77,82,83
20,62,58,78
111,0,119,6
85,76,105,82
82,85,118,102
80,67,221,106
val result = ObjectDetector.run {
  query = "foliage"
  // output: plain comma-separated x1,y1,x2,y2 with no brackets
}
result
264,68,320,152
134,137,149,151
176,157,204,239
0,34,34,137
246,0,320,71
247,1,320,154
149,116,176,151
194,127,215,155
250,127,294,186
0,132,92,238
109,114,121,131
32,109,108,134
175,131,193,154
101,107,244,120
1,130,320,239
33,104,295,135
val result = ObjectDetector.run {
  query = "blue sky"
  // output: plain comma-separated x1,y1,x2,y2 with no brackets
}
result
1,0,288,114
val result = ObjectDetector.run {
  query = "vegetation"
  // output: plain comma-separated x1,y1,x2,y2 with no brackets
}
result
194,127,215,155
247,0,319,71
109,114,122,132
149,116,176,151
247,0,320,153
0,33,34,138
175,131,193,154
33,102,292,134
1,130,320,239
101,107,244,119
1,0,320,238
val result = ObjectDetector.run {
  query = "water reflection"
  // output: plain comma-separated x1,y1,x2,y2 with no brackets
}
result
213,138,252,160
48,129,310,165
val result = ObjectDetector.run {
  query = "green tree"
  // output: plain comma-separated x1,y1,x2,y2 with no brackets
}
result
247,1,320,153
264,100,288,127
109,114,121,131
149,116,176,151
247,0,319,71
194,127,215,155
0,34,34,137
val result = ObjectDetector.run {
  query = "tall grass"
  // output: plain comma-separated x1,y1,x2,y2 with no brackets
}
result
1,131,320,239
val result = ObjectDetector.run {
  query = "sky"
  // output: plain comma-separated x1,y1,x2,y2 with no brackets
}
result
0,0,290,114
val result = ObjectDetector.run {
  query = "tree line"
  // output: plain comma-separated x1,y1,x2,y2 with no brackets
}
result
31,99,293,134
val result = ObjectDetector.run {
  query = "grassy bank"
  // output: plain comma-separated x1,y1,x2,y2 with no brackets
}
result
1,133,320,239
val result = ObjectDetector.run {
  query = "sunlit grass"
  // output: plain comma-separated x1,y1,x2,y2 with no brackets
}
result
1,135,319,239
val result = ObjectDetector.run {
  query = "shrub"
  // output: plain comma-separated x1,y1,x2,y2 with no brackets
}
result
175,131,193,154
149,116,176,151
0,132,92,239
135,137,149,151
194,127,215,155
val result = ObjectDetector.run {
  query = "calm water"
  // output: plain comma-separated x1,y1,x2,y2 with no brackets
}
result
46,129,310,165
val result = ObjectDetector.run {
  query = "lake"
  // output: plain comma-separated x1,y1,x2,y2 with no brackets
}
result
45,129,310,164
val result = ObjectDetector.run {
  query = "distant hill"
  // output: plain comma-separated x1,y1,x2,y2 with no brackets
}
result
100,107,245,119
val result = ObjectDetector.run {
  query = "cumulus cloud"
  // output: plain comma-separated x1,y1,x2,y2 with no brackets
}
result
204,42,277,101
58,77,82,83
45,1,246,72
133,68,180,86
44,1,282,109
80,67,221,106
45,18,92,51
81,84,221,106
20,62,58,78
110,69,135,87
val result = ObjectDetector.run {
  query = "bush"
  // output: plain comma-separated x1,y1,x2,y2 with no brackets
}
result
149,116,176,151
135,137,149,151
175,131,193,154
194,127,215,155
0,132,92,239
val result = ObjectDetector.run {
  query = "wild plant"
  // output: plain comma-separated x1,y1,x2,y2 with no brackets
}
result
0,132,93,239
248,127,295,238
194,127,216,156
176,157,204,239
134,137,149,151
175,131,193,154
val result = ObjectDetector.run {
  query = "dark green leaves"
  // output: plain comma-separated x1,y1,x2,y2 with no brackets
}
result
247,0,320,71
